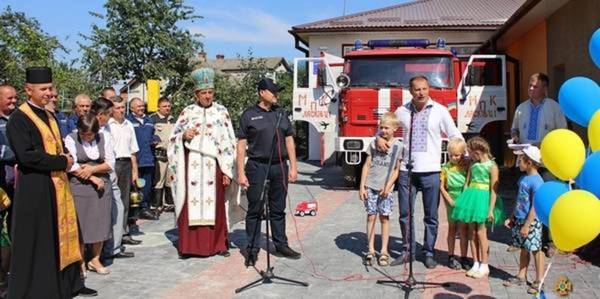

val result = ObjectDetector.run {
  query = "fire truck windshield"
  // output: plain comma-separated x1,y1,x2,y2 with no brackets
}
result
347,56,453,89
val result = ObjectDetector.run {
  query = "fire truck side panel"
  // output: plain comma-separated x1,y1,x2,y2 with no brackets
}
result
456,55,507,133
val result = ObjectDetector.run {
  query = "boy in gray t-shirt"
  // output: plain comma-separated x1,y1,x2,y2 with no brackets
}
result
359,112,402,267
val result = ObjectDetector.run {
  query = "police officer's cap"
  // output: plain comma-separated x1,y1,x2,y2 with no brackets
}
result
257,78,283,93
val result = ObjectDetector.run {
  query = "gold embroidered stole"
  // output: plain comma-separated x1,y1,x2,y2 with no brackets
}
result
19,103,82,270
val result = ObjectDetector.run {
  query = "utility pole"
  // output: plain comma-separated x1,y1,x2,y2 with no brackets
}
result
343,0,347,16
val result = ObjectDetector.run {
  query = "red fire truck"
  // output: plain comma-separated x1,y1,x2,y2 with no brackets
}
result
292,39,507,187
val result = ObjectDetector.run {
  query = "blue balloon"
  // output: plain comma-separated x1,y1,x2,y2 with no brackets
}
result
575,151,600,199
558,77,600,127
590,28,600,69
534,181,569,226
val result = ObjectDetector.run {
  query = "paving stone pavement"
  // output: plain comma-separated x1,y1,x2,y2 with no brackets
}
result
84,162,600,298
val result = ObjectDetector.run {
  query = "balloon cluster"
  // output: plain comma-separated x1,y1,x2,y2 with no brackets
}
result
534,27,600,252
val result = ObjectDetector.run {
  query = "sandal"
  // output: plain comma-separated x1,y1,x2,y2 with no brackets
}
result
506,245,520,252
364,252,375,266
527,281,541,294
88,262,111,275
503,276,526,287
378,253,390,267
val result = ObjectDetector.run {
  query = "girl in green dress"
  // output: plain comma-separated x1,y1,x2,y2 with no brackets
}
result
452,137,504,279
440,138,468,270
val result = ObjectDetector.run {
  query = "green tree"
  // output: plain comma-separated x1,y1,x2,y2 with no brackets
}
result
53,61,102,111
203,50,293,128
80,0,202,95
0,6,64,88
0,6,98,105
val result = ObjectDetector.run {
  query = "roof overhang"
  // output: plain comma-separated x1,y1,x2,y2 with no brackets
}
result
289,26,499,47
480,0,570,52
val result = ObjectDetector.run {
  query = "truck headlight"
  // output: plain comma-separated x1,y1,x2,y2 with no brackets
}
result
343,140,363,150
336,73,350,88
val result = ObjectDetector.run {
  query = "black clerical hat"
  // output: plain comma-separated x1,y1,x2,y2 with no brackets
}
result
26,67,53,84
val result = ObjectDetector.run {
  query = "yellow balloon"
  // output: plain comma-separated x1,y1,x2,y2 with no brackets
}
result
549,190,600,252
589,110,600,152
540,129,586,180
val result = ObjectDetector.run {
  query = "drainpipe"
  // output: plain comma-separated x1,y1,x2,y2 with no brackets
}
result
290,31,309,57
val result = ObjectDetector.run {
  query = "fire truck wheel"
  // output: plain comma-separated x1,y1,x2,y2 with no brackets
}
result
310,210,316,216
299,211,305,217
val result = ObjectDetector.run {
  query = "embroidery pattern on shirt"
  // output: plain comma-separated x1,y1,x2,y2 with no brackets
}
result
411,107,432,153
527,102,544,141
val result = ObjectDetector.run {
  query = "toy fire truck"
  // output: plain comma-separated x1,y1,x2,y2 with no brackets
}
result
294,200,318,217
293,38,507,187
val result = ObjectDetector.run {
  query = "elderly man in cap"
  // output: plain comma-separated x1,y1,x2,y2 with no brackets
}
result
6,67,96,297
168,67,237,258
237,77,301,267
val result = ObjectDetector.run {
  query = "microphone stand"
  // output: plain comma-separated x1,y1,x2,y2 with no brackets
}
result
236,108,309,293
376,108,449,294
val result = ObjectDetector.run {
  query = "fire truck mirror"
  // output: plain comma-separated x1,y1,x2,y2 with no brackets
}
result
467,65,476,85
460,83,469,104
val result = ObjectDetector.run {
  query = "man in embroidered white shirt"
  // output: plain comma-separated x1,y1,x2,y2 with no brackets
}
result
377,76,462,269
510,73,566,258
511,73,567,148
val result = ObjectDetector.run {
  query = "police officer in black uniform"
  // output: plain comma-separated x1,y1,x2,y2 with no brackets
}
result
237,78,301,266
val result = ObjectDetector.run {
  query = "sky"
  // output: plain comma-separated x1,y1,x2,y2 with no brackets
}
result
2,0,409,62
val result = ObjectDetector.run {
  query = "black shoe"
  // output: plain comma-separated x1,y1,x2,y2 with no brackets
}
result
245,253,257,267
274,245,301,260
122,235,142,245
217,250,231,257
424,256,437,269
139,209,159,220
152,188,164,211
112,251,135,258
390,252,415,266
460,257,472,270
75,286,98,297
448,255,461,270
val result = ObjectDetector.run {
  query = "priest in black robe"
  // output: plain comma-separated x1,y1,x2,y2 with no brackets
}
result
6,67,96,298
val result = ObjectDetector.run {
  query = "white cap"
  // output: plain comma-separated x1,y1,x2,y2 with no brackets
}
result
514,145,542,165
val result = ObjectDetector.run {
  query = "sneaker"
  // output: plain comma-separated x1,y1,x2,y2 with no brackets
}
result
424,256,437,269
466,263,480,277
448,255,461,270
471,267,490,278
274,245,301,260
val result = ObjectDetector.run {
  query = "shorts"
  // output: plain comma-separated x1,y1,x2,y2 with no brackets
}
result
511,218,542,252
364,188,393,216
